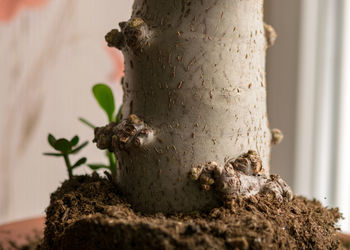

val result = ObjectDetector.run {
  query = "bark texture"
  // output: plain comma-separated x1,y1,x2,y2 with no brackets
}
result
100,0,281,213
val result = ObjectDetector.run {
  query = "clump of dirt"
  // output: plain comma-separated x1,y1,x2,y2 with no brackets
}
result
40,173,344,250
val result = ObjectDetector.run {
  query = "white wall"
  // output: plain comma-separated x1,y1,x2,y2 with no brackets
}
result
0,0,133,224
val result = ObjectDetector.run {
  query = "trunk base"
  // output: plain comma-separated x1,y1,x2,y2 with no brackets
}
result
40,174,343,250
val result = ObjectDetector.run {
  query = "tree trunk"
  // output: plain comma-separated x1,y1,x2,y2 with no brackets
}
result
96,0,291,213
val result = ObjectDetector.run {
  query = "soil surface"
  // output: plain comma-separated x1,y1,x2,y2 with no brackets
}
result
40,173,344,250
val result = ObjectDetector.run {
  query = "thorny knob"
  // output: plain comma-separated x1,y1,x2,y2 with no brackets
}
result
93,115,155,153
190,151,293,204
105,17,151,52
271,128,284,145
232,150,263,175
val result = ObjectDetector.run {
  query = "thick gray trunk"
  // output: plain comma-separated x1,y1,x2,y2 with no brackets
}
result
96,0,290,213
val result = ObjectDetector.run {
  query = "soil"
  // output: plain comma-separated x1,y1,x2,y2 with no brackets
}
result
40,173,344,250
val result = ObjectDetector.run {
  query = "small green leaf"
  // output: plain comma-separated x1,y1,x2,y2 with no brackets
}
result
53,139,72,153
71,136,79,147
92,83,115,122
79,117,96,129
72,157,87,169
87,164,110,170
43,152,64,157
115,105,123,124
71,141,89,154
48,134,56,148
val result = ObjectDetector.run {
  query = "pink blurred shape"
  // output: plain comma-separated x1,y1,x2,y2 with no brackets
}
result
0,217,45,248
106,46,125,83
0,0,48,22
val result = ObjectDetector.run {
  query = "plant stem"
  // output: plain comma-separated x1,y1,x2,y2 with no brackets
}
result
108,114,113,123
107,151,116,178
63,154,73,179
79,117,96,129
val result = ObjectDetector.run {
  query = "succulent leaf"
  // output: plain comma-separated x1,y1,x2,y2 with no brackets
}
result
71,135,79,147
53,139,72,153
72,157,87,168
71,141,89,154
87,164,110,170
92,83,115,122
48,134,56,148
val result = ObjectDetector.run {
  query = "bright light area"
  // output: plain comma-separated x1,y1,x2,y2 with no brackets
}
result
295,0,350,233
335,0,350,233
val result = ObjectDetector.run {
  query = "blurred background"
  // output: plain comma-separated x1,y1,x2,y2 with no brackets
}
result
0,0,349,232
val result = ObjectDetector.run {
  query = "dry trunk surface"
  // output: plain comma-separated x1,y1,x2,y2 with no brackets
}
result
97,0,286,213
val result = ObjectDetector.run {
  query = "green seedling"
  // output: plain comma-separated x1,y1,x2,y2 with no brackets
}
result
79,83,123,177
44,134,88,179
44,83,121,179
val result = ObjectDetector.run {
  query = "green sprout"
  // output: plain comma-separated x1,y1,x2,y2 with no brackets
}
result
43,83,122,180
79,83,123,177
44,134,88,179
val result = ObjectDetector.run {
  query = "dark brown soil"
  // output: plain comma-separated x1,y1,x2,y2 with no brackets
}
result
40,173,344,250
